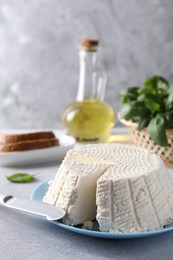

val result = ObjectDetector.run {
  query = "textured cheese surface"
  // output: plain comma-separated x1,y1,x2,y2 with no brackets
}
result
43,144,173,232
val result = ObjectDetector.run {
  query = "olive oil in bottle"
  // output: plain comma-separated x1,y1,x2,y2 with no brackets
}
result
62,39,115,141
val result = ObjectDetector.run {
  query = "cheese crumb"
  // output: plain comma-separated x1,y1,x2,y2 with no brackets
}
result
82,221,94,230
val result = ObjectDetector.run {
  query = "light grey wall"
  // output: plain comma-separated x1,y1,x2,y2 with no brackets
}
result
0,0,173,129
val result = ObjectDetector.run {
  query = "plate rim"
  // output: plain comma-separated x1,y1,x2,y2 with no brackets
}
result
31,179,173,239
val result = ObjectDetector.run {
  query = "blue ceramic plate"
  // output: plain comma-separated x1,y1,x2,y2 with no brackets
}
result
31,179,173,239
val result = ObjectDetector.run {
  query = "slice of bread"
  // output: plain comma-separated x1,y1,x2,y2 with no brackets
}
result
0,131,59,152
0,131,56,144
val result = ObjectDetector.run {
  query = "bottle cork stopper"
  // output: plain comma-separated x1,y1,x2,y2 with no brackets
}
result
80,38,99,52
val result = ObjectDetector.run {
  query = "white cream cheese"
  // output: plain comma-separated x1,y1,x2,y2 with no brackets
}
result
43,144,173,233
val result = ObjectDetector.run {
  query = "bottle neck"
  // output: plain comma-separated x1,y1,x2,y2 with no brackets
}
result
76,49,98,101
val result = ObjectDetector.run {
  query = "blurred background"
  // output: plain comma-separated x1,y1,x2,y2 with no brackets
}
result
0,0,173,129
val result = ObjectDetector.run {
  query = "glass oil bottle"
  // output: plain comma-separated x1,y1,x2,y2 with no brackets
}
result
61,39,115,142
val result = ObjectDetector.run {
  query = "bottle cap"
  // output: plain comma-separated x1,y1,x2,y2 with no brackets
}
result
80,39,99,52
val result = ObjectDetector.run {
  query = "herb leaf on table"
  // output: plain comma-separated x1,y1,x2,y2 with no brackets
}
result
6,173,35,183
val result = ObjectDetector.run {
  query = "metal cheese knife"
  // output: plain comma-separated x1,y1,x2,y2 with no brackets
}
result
0,194,66,221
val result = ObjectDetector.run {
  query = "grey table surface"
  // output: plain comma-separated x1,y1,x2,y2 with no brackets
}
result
1,131,173,260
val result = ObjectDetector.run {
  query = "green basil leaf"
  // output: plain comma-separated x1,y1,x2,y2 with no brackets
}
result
145,98,160,111
164,110,173,128
166,87,173,110
144,93,166,111
120,104,134,119
139,76,169,95
145,76,169,89
120,101,147,121
137,117,150,131
147,115,168,146
137,94,146,102
119,87,139,103
6,173,35,183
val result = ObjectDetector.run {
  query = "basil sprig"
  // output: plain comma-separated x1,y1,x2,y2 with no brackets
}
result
6,173,35,183
119,76,173,146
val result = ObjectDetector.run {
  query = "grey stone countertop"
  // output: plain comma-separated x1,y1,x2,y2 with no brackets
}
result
1,129,173,260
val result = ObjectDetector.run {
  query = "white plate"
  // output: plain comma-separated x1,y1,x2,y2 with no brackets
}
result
0,135,75,166
31,179,173,239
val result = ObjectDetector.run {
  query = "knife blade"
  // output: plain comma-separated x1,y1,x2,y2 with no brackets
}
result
0,194,66,221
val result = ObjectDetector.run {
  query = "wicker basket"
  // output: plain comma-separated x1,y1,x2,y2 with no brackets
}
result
118,114,173,168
